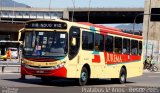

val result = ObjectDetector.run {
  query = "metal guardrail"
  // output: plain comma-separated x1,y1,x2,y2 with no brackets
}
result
0,62,21,66
0,62,21,72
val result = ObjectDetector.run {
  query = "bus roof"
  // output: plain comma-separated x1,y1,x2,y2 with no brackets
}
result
78,22,143,39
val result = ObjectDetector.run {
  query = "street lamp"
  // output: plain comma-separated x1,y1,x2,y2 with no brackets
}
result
71,0,75,22
88,0,92,22
49,0,51,10
12,1,15,23
0,0,2,21
133,13,144,34
133,13,160,34
49,0,52,19
133,13,160,58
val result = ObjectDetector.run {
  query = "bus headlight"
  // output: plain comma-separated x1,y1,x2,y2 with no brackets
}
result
21,59,24,63
53,62,65,70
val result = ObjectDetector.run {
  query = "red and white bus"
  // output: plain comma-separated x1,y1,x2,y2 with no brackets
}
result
18,19,143,85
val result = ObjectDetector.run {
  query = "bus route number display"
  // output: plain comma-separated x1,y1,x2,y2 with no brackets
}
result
25,21,67,29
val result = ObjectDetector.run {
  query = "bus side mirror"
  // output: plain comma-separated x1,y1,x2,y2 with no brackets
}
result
71,38,76,46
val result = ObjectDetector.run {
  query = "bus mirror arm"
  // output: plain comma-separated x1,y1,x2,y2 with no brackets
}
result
18,28,24,42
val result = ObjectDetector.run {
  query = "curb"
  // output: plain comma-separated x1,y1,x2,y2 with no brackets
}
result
143,70,160,73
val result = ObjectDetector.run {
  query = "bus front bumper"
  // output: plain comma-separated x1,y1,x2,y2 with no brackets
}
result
21,65,67,78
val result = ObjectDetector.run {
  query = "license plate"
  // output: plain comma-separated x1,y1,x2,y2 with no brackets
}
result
36,70,44,73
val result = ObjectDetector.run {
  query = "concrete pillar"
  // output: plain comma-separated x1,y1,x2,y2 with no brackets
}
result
143,0,160,65
63,9,69,20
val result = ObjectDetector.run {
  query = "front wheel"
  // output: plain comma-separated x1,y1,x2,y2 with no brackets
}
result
77,67,89,86
111,68,127,84
151,66,158,72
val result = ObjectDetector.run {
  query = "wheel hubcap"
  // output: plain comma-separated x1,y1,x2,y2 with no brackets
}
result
121,74,125,82
81,72,87,81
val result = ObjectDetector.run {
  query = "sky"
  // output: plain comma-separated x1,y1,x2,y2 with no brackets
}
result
14,0,145,8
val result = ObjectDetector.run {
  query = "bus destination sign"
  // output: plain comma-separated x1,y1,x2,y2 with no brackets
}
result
25,21,67,29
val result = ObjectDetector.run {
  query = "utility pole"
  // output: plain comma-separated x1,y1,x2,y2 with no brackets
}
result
12,0,15,23
71,0,75,22
49,0,52,19
88,0,91,22
0,0,2,21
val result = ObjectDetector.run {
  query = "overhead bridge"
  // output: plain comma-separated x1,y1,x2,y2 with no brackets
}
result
0,7,144,24
68,8,144,24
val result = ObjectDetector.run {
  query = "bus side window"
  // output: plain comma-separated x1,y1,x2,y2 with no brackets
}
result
131,40,138,55
123,38,130,54
138,41,142,55
105,35,113,52
94,33,104,51
69,27,80,60
114,37,122,54
82,31,94,50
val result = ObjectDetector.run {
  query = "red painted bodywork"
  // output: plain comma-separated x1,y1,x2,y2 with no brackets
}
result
104,52,141,65
21,66,67,78
92,55,101,63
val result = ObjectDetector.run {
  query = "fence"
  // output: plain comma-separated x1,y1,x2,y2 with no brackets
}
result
0,62,20,72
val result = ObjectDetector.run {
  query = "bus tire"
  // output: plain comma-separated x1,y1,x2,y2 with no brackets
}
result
41,77,52,84
4,59,7,61
111,68,126,84
118,67,127,84
77,67,89,86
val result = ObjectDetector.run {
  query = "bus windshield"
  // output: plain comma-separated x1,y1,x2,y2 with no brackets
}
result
23,31,68,58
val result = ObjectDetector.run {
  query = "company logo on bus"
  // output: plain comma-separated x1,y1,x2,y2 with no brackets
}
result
105,53,122,64
25,21,67,29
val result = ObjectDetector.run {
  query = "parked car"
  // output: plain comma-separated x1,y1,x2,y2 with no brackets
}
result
8,48,19,59
0,48,7,61
0,54,7,61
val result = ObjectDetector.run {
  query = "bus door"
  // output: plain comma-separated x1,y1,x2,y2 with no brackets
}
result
68,27,80,60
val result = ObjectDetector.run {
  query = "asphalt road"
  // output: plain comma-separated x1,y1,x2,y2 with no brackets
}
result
0,71,160,93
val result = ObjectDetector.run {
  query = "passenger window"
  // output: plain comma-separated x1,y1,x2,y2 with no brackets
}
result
123,39,130,54
114,37,122,54
105,35,113,52
138,41,142,55
94,33,104,51
105,35,114,52
82,31,94,50
131,40,138,55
